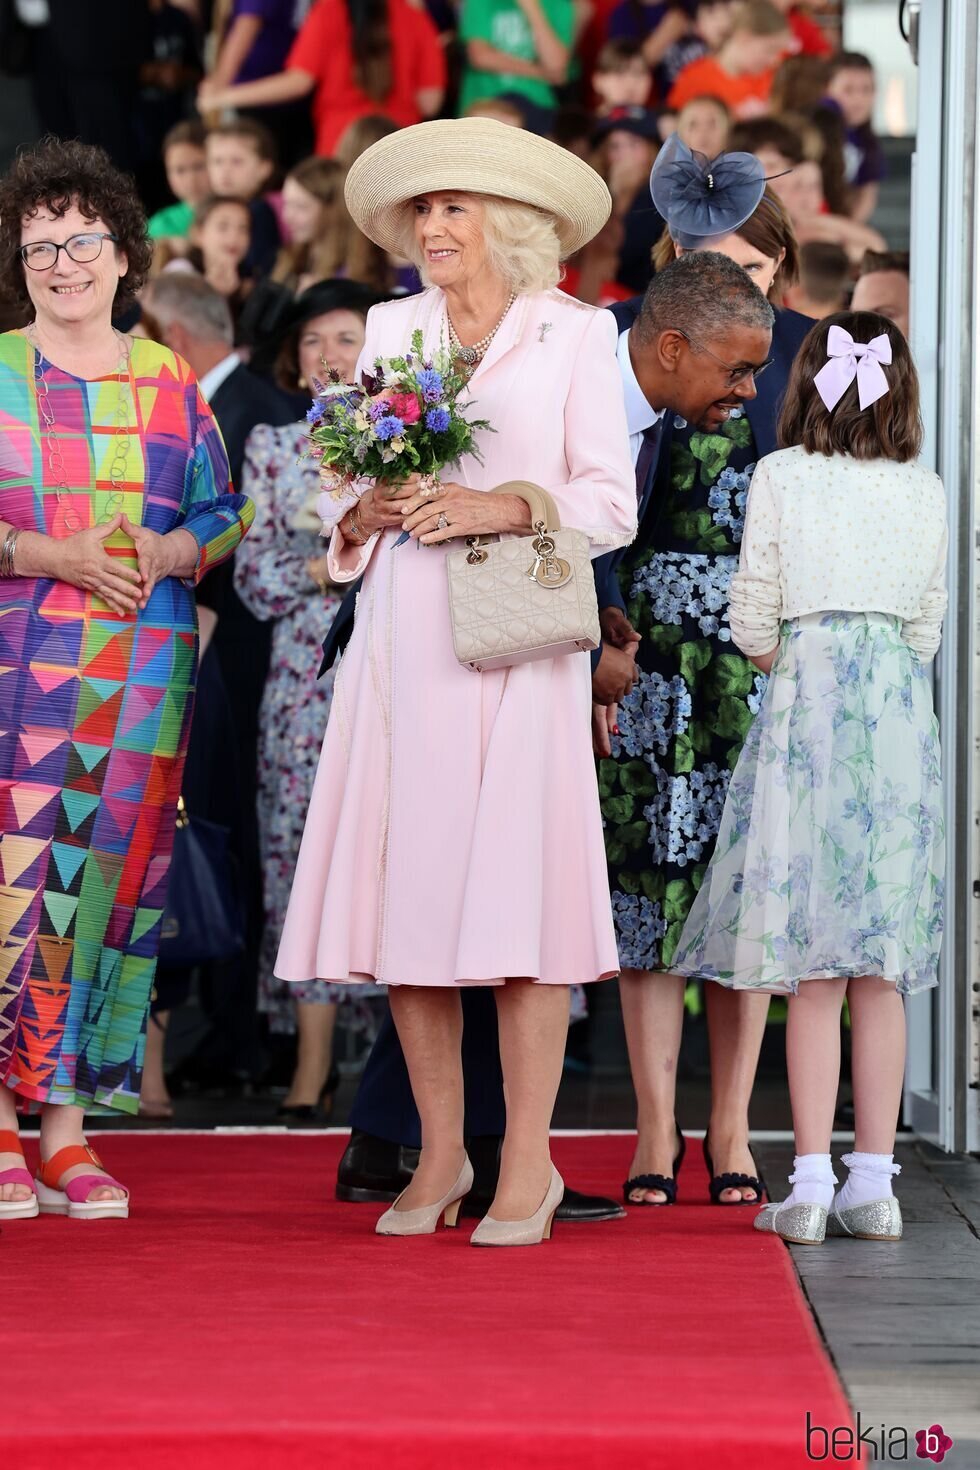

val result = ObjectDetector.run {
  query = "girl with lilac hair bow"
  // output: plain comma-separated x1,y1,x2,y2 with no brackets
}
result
672,310,949,1249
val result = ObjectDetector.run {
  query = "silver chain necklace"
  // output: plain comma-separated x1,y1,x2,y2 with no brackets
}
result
447,294,517,367
27,322,133,533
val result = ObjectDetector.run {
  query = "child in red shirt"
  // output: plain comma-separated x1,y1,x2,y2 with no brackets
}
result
200,0,447,157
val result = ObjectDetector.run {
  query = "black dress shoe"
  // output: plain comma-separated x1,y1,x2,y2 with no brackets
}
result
337,1129,625,1222
459,1186,626,1222
335,1127,420,1203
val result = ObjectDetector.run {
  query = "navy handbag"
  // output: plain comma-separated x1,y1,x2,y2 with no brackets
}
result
160,798,245,966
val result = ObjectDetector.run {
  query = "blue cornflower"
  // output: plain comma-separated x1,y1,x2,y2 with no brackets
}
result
306,401,325,425
425,406,451,432
417,368,444,402
374,415,405,441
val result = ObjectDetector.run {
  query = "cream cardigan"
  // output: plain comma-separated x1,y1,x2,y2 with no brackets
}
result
728,444,948,661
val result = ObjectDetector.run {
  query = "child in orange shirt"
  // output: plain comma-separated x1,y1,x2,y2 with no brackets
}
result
667,0,792,118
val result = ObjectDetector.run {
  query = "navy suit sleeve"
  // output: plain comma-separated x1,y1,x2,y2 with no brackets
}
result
590,552,630,673
318,579,360,678
594,550,627,616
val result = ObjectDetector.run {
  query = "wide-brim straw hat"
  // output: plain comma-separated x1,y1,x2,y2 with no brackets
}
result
344,117,612,259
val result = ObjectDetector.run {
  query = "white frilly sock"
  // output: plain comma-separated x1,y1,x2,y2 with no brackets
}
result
784,1152,837,1210
833,1152,901,1212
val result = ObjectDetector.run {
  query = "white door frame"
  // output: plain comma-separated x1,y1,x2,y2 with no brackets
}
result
903,0,980,1153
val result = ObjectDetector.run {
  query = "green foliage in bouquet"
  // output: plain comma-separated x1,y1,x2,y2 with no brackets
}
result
308,329,492,490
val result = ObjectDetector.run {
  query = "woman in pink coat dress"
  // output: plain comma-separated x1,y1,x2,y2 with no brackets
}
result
276,118,636,1246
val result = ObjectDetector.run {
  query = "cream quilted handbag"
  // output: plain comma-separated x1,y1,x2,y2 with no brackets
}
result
446,481,600,672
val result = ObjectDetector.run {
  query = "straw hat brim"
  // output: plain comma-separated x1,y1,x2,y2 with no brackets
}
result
344,118,612,259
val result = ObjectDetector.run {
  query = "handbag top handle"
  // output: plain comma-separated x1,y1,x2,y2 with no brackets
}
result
492,481,562,534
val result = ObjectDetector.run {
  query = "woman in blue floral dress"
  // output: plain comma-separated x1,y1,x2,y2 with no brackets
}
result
235,282,380,1120
599,174,813,1205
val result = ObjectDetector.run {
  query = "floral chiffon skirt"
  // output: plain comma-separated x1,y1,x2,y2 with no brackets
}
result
673,612,945,994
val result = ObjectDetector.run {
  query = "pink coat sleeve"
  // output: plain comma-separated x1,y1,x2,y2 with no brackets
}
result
543,308,636,556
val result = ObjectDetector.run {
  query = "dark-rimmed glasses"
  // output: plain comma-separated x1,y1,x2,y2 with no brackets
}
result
19,233,119,271
676,329,773,388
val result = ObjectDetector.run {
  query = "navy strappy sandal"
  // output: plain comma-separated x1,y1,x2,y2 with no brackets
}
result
623,1128,686,1206
703,1135,765,1205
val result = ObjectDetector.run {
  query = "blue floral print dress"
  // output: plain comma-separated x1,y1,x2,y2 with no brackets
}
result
235,422,379,1031
599,406,768,971
673,611,944,993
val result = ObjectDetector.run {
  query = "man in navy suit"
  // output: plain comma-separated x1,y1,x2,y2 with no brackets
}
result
591,251,795,747
327,254,776,1219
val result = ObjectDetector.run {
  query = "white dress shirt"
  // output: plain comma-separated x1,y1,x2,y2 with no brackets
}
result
616,327,666,469
198,352,241,403
729,444,949,661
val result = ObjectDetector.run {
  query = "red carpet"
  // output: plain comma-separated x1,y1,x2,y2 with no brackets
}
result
5,1133,851,1470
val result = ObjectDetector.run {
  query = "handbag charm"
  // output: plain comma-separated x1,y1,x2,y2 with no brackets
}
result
465,522,571,588
528,534,571,588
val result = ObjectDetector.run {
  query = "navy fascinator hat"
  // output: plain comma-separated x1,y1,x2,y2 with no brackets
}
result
650,134,767,250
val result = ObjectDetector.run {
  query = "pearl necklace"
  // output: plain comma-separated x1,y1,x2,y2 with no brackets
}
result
447,294,517,367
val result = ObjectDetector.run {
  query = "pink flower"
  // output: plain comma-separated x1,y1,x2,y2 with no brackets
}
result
387,392,421,425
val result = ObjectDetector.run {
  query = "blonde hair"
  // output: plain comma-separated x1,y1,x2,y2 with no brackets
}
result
397,193,562,294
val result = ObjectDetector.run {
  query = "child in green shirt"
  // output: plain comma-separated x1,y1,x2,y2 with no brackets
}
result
459,0,576,114
148,120,210,242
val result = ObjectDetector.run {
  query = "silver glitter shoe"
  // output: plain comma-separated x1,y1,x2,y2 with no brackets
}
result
826,1197,903,1241
753,1200,827,1244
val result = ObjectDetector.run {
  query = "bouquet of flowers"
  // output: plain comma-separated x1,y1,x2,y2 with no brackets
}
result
307,329,492,545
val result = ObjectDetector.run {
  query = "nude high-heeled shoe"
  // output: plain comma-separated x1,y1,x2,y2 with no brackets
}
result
470,1165,564,1247
375,1156,473,1236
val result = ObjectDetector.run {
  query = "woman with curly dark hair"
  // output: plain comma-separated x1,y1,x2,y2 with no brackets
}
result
0,137,254,1222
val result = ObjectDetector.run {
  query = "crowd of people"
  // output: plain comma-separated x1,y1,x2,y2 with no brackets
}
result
0,0,937,1250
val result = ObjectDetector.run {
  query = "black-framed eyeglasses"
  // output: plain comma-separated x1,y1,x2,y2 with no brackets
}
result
676,330,773,388
18,232,119,272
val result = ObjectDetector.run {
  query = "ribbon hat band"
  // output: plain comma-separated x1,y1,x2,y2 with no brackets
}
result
814,325,893,412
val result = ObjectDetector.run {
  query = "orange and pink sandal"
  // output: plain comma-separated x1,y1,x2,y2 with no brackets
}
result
35,1143,129,1221
0,1129,39,1220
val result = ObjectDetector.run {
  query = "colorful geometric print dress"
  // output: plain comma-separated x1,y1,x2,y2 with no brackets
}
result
599,405,768,972
0,333,253,1114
